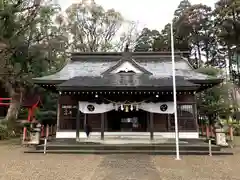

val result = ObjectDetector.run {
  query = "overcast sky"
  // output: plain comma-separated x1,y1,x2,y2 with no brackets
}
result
58,0,217,30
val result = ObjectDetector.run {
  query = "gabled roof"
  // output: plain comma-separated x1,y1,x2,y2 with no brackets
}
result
33,51,222,86
101,52,152,75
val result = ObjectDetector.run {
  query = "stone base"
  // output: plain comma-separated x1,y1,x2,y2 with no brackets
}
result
215,129,228,147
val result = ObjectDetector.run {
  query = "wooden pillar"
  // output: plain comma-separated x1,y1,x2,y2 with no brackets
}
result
84,114,87,128
193,103,198,131
201,124,204,136
105,113,108,131
76,108,81,141
50,125,53,136
54,124,57,135
56,101,60,131
206,125,210,138
41,125,45,137
167,114,171,131
101,113,105,140
23,108,32,141
210,125,213,137
146,112,149,132
150,112,154,140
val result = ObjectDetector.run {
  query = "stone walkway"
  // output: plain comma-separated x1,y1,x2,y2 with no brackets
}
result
90,154,161,180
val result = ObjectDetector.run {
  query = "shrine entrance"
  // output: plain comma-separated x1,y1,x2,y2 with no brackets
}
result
107,110,148,132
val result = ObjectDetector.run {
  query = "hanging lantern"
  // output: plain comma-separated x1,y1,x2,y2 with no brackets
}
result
130,104,134,111
121,104,124,111
136,104,139,111
125,105,129,112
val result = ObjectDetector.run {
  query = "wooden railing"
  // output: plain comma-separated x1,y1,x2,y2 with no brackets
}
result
0,98,11,106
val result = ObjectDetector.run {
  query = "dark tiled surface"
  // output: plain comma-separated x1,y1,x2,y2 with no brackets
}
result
58,74,199,90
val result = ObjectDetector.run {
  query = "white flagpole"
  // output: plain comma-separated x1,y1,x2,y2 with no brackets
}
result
170,21,180,160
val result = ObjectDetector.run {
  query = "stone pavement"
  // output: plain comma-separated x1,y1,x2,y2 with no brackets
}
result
89,154,161,180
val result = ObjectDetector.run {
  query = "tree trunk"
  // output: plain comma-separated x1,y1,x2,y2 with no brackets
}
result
197,43,202,68
5,88,22,121
227,45,233,81
228,115,234,141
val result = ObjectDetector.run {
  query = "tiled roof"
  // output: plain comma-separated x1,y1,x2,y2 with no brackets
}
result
57,74,199,91
33,52,220,84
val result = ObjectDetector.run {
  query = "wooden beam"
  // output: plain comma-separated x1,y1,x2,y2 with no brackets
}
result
101,113,105,140
150,112,154,140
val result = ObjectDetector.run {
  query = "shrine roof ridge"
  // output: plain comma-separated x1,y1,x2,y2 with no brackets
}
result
71,51,190,62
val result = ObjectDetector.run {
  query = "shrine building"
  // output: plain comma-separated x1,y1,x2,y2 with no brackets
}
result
33,50,222,140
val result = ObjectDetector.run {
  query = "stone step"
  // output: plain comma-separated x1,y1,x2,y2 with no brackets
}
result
36,144,221,151
24,149,233,155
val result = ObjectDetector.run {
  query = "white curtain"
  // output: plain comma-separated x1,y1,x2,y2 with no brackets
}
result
139,102,174,114
78,101,175,114
79,102,115,114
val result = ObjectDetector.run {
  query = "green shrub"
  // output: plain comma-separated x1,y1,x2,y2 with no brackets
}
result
0,118,21,140
0,123,17,140
233,124,240,136
0,124,8,140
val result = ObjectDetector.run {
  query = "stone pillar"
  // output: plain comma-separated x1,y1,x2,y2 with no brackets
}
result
150,112,154,140
101,113,105,140
76,106,81,141
215,128,228,146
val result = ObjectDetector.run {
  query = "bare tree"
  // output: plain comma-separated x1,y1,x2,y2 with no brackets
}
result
113,20,140,52
65,0,124,52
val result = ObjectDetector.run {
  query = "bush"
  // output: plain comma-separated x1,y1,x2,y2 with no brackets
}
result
0,124,8,140
0,123,17,140
233,124,240,136
0,118,21,140
36,110,57,125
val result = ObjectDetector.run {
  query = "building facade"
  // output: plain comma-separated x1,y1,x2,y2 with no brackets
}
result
34,51,222,140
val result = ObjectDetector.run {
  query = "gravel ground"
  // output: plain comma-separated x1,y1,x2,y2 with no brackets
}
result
152,150,240,180
0,144,103,180
1,141,240,180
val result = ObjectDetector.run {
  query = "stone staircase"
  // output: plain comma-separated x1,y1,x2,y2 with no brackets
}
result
24,137,233,155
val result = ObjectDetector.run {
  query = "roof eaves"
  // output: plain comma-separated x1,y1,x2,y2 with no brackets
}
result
189,78,223,85
57,85,199,91
33,78,65,85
